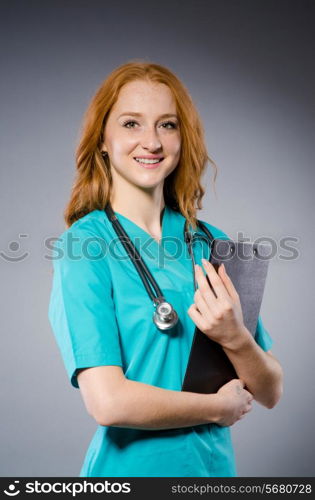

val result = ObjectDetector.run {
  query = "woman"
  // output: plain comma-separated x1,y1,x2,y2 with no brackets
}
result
48,60,283,477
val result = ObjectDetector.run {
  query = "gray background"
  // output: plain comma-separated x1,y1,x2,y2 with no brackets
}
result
1,0,314,477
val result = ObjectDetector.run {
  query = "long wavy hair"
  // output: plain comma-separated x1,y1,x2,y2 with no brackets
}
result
64,59,217,230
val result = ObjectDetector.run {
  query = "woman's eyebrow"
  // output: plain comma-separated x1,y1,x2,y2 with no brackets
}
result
118,112,178,119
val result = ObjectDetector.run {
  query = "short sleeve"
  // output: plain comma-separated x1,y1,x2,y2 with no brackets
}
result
48,222,123,389
254,315,273,352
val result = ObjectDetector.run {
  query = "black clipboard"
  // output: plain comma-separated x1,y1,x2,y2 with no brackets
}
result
182,239,271,394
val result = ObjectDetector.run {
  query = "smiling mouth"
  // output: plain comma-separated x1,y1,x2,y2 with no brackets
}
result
134,158,164,170
133,158,164,167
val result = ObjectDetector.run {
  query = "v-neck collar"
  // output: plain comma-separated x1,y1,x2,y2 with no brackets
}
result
113,205,168,248
103,205,202,292
112,205,187,250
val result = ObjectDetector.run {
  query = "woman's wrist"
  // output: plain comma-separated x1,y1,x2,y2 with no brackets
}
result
221,326,253,352
205,393,225,424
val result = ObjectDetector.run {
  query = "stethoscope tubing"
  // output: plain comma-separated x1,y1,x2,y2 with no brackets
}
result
104,204,216,329
105,204,215,299
185,222,215,292
104,204,164,305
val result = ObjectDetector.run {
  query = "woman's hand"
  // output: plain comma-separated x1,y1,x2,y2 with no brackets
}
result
214,379,254,427
187,259,248,349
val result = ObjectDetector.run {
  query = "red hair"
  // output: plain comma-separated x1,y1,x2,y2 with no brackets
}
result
64,59,217,229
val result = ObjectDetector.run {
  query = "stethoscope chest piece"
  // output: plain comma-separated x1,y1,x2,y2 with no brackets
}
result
153,301,178,331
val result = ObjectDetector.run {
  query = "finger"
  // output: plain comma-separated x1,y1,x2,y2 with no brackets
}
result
195,265,226,317
232,379,245,389
187,303,209,332
194,264,218,308
235,379,245,390
244,390,254,401
201,259,230,300
194,288,216,318
218,264,239,301
241,406,251,417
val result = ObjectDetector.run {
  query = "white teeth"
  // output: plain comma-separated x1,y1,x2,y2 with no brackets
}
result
135,158,162,164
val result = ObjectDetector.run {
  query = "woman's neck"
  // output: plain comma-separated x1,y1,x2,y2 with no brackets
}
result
109,189,165,240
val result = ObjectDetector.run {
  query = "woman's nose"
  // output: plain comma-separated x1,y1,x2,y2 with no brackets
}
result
140,127,162,151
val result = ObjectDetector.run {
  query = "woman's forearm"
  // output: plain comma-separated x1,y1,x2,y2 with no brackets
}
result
99,378,222,430
222,327,283,409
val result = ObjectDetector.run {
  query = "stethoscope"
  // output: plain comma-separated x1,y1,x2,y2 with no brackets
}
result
104,203,215,331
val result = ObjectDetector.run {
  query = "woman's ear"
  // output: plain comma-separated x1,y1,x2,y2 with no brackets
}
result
100,142,107,154
101,147,108,158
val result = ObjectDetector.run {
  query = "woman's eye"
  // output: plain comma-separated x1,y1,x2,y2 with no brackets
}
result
161,121,177,129
123,121,137,128
122,120,178,129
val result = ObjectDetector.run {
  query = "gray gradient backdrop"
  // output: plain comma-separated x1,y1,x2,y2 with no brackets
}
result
1,0,314,477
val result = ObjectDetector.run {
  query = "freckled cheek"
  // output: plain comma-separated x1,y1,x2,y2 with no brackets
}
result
163,135,181,156
109,137,138,158
170,140,181,160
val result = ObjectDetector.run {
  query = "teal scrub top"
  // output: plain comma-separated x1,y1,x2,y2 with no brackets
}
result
48,205,273,477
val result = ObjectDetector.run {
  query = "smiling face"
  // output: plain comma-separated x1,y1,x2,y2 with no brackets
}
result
101,79,181,193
